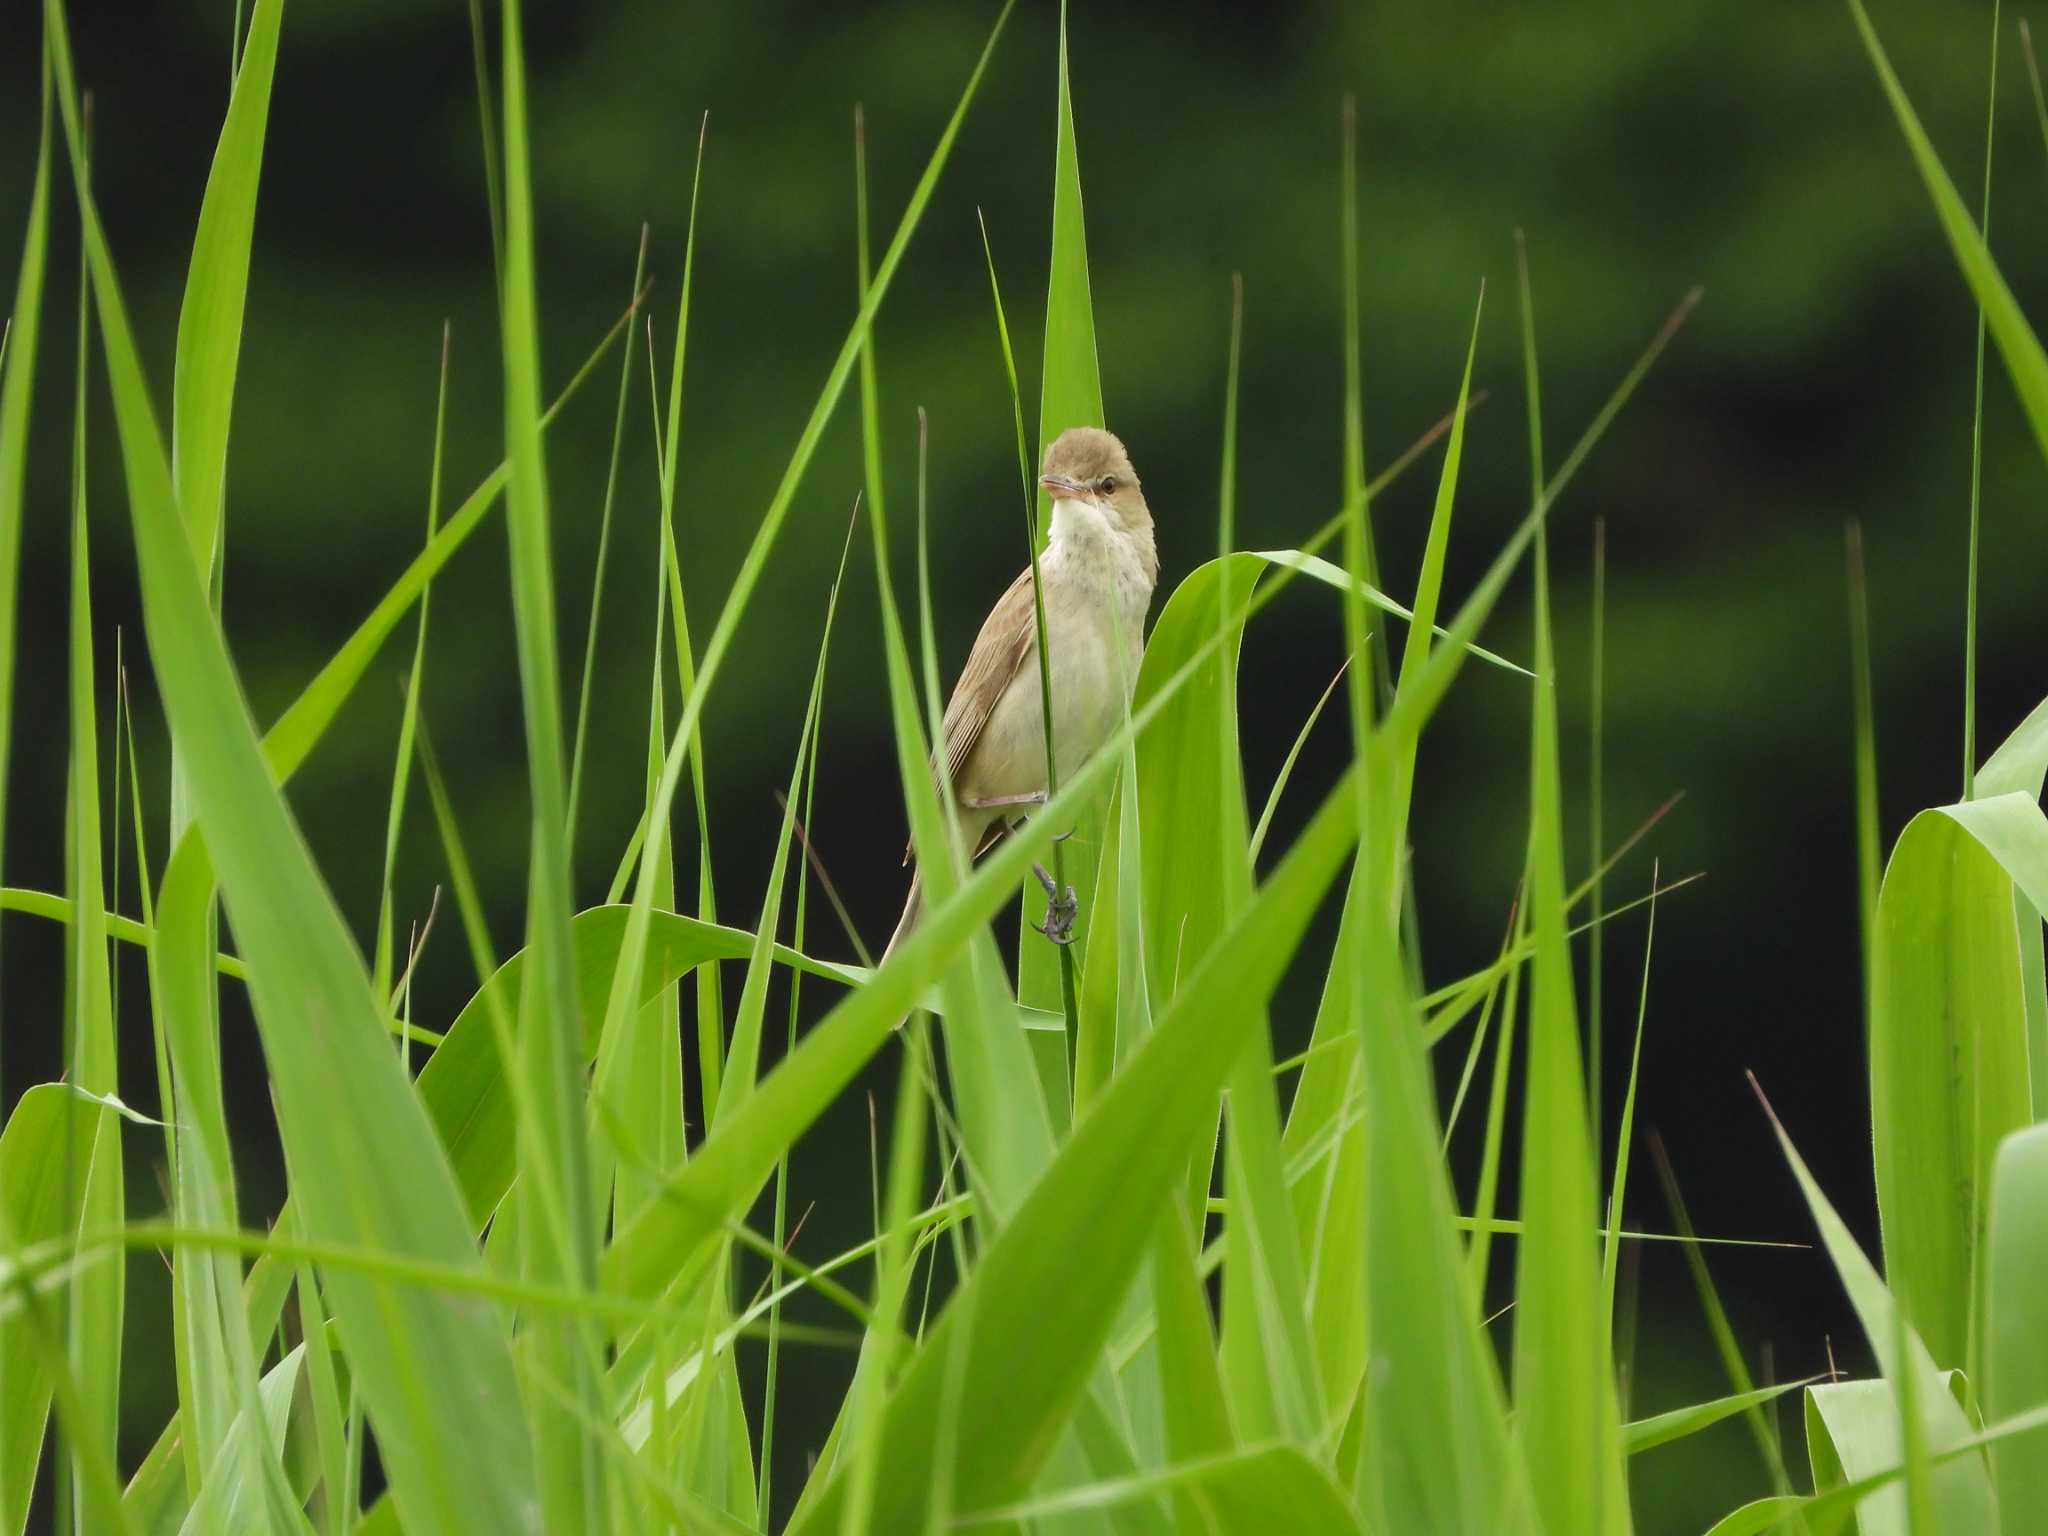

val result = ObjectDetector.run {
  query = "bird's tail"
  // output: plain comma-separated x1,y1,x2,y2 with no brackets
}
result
883,865,923,962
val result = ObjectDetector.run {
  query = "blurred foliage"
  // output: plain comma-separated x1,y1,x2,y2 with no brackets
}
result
2,3,2044,1529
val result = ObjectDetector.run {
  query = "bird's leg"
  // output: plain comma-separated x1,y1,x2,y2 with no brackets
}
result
1031,861,1079,946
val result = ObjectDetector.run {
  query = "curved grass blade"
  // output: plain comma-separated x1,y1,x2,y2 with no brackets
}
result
1871,801,2043,1373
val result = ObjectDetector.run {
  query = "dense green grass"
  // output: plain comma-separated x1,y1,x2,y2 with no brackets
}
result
3,1,2047,1533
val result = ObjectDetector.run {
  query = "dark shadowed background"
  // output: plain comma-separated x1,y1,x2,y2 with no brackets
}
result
2,2,2043,1529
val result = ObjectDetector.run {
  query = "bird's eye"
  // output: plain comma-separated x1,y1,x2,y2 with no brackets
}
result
1097,476,1118,496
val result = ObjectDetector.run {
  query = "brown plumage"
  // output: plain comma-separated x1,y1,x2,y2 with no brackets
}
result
886,426,1158,958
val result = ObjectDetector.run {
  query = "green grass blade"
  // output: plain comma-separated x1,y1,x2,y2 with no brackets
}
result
648,114,724,1113
1589,518,1606,1149
372,323,450,1002
1648,1138,1799,1496
1337,95,1386,714
1249,656,1348,865
262,298,635,787
0,28,52,1115
1963,2,2000,800
1601,867,1659,1323
1624,1380,1812,1458
496,1,609,1521
1847,0,2048,477
710,521,852,1125
566,231,648,836
1510,235,1632,1536
956,1445,1362,1534
977,205,1080,1129
44,7,539,1529
1847,524,1881,1007
1755,1082,1997,1531
62,197,127,1530
464,0,504,290
0,1086,94,1536
1020,0,1109,1017
170,0,280,576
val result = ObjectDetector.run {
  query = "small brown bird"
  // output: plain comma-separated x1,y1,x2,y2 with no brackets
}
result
886,426,1159,956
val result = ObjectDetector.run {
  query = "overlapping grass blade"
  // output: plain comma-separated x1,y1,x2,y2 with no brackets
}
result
44,6,537,1530
594,2,1017,1268
787,756,1367,1534
1019,0,1108,1027
1756,1084,1997,1530
62,178,130,1528
644,114,724,1113
0,1086,95,1536
372,324,451,1002
1509,235,1632,1536
495,1,609,1522
976,206,1081,1130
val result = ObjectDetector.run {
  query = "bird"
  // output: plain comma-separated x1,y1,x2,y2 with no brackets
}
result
884,425,1159,959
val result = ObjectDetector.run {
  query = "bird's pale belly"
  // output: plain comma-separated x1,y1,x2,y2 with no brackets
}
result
958,613,1131,809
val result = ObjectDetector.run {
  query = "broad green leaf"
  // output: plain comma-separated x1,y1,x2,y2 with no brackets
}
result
1984,1123,2048,1532
1805,1374,1972,1536
44,8,538,1532
1871,805,2038,1372
1978,694,2048,802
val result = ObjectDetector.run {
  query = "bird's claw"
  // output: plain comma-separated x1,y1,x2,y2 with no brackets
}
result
1031,862,1079,945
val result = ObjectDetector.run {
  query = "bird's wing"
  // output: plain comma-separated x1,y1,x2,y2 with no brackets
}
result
941,564,1039,789
901,566,1039,864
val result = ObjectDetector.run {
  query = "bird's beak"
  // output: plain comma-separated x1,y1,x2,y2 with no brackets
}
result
1039,473,1086,501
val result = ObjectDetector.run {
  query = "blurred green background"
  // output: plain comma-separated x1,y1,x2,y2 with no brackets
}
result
3,1,2044,1529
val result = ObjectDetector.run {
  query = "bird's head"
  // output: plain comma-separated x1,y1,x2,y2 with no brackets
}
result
1039,426,1149,536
